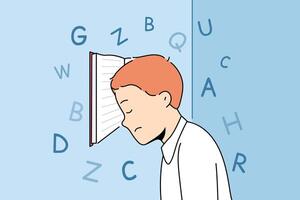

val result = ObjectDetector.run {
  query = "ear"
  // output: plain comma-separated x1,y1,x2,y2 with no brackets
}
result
159,91,172,108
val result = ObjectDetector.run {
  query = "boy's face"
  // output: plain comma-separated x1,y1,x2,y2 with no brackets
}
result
114,85,167,145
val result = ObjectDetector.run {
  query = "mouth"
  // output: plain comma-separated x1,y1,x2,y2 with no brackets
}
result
134,127,142,132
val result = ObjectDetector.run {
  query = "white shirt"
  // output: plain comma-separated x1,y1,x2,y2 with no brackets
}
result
160,116,232,200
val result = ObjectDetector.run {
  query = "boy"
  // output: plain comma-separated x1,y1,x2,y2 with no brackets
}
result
110,55,232,200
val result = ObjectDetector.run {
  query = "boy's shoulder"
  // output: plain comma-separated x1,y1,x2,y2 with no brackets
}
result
179,120,220,154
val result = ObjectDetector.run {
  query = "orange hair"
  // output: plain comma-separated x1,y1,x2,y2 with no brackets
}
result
110,55,183,109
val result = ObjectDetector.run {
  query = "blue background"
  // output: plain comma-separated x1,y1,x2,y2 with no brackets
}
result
0,0,299,199
193,0,300,199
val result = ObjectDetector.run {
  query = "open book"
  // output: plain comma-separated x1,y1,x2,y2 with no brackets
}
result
89,52,133,147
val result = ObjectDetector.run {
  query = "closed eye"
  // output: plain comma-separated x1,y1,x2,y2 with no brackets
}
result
126,109,133,114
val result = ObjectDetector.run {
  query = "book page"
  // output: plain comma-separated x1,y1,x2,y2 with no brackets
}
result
90,52,132,146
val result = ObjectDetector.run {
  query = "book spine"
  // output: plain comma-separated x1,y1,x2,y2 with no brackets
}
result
89,51,93,147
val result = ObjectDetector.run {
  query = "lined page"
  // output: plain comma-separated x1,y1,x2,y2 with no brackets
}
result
94,54,131,144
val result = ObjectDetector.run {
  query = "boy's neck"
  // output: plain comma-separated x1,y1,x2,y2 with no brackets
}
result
161,109,181,143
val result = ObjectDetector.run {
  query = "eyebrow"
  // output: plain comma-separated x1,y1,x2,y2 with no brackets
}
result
120,99,128,104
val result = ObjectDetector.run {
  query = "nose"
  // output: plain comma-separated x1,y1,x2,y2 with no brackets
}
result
122,117,133,133
121,118,127,128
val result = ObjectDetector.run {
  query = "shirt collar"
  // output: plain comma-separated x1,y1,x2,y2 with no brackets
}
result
161,116,187,164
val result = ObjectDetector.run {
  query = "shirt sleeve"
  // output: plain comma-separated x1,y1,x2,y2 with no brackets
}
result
177,132,232,200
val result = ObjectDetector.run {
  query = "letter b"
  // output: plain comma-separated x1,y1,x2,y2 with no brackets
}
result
145,17,154,32
69,101,83,121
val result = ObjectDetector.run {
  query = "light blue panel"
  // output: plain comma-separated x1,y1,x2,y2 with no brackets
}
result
193,0,300,199
0,0,191,199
